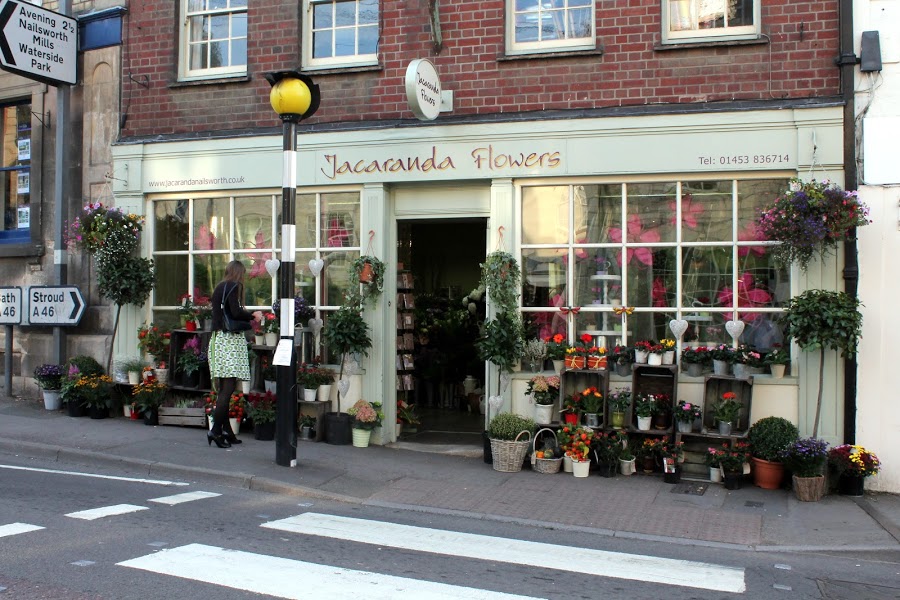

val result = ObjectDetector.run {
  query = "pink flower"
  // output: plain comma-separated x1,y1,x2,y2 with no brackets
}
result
669,193,705,229
609,214,660,267
737,221,767,258
717,272,772,321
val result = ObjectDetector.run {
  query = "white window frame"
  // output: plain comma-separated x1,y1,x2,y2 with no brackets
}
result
661,0,761,45
302,0,380,70
179,0,248,82
506,0,596,56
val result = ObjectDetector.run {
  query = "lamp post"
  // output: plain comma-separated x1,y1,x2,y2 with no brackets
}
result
266,71,320,467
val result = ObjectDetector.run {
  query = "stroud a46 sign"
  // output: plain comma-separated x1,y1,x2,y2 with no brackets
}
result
0,0,76,86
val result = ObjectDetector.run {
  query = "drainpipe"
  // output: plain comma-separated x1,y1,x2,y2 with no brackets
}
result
835,0,858,444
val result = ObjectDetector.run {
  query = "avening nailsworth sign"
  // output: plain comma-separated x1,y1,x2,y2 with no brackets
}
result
0,0,77,86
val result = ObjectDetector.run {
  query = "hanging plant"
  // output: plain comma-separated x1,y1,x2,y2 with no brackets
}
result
756,179,871,272
349,255,386,307
480,250,521,314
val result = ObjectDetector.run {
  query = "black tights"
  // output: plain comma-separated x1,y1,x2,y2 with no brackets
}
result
213,377,237,436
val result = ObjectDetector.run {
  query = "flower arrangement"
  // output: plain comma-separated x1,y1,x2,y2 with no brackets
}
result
272,294,316,325
562,392,582,415
658,440,684,462
397,399,420,425
67,202,144,255
648,342,665,355
526,374,560,406
712,391,742,423
137,324,171,364
228,392,246,420
348,399,381,430
33,364,64,390
591,430,625,463
640,437,664,459
634,340,654,354
606,388,631,414
706,446,726,468
562,426,595,461
674,400,702,423
607,344,633,366
260,311,279,334
543,333,569,360
680,346,711,365
522,338,547,370
178,293,200,320
765,344,790,366
710,344,736,363
71,373,113,409
780,437,829,478
176,336,207,376
567,333,595,357
579,386,603,414
828,444,880,478
756,178,871,272
659,338,676,352
296,363,335,389
734,345,766,368
131,377,167,412
193,294,212,321
633,393,656,418
719,442,751,473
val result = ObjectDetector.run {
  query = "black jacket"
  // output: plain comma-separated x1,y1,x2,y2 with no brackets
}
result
210,281,253,332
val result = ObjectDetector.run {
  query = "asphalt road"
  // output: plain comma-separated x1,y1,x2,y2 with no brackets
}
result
0,453,898,600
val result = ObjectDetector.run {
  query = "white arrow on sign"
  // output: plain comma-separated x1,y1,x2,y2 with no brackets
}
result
0,286,21,325
0,0,77,87
28,286,85,326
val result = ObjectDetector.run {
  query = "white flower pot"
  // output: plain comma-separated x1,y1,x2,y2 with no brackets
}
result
155,368,169,385
709,466,723,483
352,428,371,448
677,421,693,433
552,360,564,374
264,332,278,346
42,389,61,411
264,380,276,393
317,384,332,403
127,371,140,385
229,417,241,435
563,454,573,473
534,403,554,424
123,404,132,418
303,388,317,402
619,458,636,476
254,334,265,346
637,416,652,431
648,353,663,366
572,459,590,478
240,380,250,394
394,423,402,438
662,351,675,365
634,350,649,364
769,364,786,379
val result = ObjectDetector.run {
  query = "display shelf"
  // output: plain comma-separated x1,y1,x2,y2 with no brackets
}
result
558,367,609,428
396,268,416,405
626,364,678,435
168,329,213,392
298,399,330,442
700,375,753,435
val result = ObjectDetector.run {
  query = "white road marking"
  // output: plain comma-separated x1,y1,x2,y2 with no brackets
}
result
0,523,44,538
118,543,544,600
263,513,746,594
148,491,220,505
66,504,149,520
0,464,189,486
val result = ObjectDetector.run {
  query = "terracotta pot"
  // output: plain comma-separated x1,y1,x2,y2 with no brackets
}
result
565,355,586,369
185,320,197,332
358,261,374,283
751,456,785,490
586,355,607,370
563,412,579,425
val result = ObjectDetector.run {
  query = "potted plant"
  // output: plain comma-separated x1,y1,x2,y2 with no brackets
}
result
487,412,535,473
733,345,766,378
659,338,676,365
705,445,726,483
659,440,685,483
397,399,420,433
256,310,280,346
747,416,799,490
119,356,147,385
680,346,711,377
633,394,655,431
175,336,207,387
560,393,582,425
137,323,171,367
75,373,114,419
323,302,373,382
710,344,736,376
633,340,653,364
650,393,672,430
350,255,386,306
60,356,105,418
606,388,631,429
590,430,623,478
477,310,524,377
618,448,636,476
638,438,662,473
348,399,381,447
259,354,276,393
607,344,633,376
522,338,547,372
674,400,701,433
764,344,790,378
33,364,64,410
719,442,751,490
756,178,871,272
228,392,246,435
711,391,742,435
480,250,521,314
543,333,569,373
781,289,863,437
828,444,880,496
132,377,167,425
245,391,276,440
564,427,594,477
780,437,829,501
178,293,200,330
525,374,559,424
298,414,317,440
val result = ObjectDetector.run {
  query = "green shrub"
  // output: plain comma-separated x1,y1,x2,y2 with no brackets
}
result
487,412,536,441
748,416,799,462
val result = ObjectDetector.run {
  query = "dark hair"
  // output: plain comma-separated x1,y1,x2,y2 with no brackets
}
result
222,260,246,300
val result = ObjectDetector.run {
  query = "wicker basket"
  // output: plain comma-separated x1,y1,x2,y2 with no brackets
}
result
490,430,532,472
531,427,562,474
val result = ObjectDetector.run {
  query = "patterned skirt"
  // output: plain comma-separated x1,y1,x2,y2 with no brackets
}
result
208,332,251,380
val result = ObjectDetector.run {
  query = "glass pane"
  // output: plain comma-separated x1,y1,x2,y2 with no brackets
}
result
574,249,622,307
627,311,676,345
321,310,340,363
669,0,694,31
579,184,620,244
729,0,753,26
359,0,378,24
150,310,180,332
716,270,783,320
568,7,591,38
231,39,247,66
627,247,676,307
573,312,627,349
515,17,538,43
193,198,230,250
335,0,356,26
232,12,247,36
313,3,333,28
625,182,675,244
231,0,248,7
681,180,732,243
188,0,206,12
541,11,562,41
240,249,272,290
209,41,227,68
313,31,333,58
570,0,591,6
193,253,228,300
682,246,732,308
522,248,566,309
358,24,378,54
235,195,272,252
153,255,189,306
209,0,227,10
736,312,786,352
295,193,317,248
522,186,568,245
698,0,726,29
1,106,15,168
516,0,536,11
334,29,355,56
190,42,208,70
210,14,229,38
524,311,566,343
295,250,317,304
235,252,272,308
321,192,359,248
737,178,786,239
189,15,208,42
683,312,730,346
321,251,357,306
154,200,189,252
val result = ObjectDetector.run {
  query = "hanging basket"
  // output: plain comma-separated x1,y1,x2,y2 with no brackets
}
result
531,427,563,474
358,261,374,283
489,430,532,473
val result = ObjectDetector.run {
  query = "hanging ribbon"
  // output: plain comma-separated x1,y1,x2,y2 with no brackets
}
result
366,229,376,255
559,306,581,316
613,306,635,316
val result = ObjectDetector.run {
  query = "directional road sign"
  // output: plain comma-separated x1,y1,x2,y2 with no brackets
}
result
27,286,84,326
0,0,77,86
0,286,21,324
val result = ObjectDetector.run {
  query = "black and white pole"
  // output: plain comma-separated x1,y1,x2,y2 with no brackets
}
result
266,71,320,468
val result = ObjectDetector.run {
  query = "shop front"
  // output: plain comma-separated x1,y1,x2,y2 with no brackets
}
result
111,103,844,446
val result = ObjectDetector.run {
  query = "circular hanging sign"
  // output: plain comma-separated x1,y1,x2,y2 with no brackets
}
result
405,59,442,121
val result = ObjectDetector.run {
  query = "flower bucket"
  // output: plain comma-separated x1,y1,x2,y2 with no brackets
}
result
571,459,590,478
563,454,573,473
718,421,732,435
686,363,704,377
552,360,564,374
709,466,723,483
713,360,730,376
264,380,276,393
838,474,865,497
229,417,241,436
127,371,140,385
586,355,607,370
619,458,636,476
565,355,585,369
42,390,61,411
264,332,278,346
636,416,652,431
563,412,579,425
303,388,317,402
611,411,626,429
240,380,250,394
792,475,826,502
634,350,649,364
317,384,332,402
254,334,265,345
254,420,276,441
352,428,371,448
733,364,749,379
723,470,742,490
662,351,675,365
185,320,198,332
677,421,693,434
770,364,786,379
534,403,554,424
615,362,631,377
583,412,600,428
648,353,663,366
155,369,169,385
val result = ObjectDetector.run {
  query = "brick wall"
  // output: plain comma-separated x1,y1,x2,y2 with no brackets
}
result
119,0,841,138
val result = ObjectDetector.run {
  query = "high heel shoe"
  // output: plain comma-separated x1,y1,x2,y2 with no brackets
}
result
225,433,242,444
207,432,231,448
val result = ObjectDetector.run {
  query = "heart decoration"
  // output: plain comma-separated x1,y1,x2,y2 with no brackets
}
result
500,373,511,394
725,320,745,342
337,378,351,397
308,318,323,336
488,395,504,418
308,258,324,277
668,319,689,340
264,259,280,278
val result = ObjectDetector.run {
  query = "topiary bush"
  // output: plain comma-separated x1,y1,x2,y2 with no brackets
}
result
748,416,799,462
487,412,536,441
64,355,105,377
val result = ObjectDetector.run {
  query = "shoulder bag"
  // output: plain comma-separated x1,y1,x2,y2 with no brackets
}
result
222,284,252,332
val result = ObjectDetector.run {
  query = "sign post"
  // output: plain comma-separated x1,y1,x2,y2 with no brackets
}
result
0,0,77,86
27,286,85,326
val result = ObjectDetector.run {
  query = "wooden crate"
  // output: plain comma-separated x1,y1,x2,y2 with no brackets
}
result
626,365,677,432
702,375,753,434
158,407,206,427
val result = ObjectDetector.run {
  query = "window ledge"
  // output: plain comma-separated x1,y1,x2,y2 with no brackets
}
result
300,64,383,76
170,75,252,89
654,37,768,51
499,47,604,62
0,242,43,258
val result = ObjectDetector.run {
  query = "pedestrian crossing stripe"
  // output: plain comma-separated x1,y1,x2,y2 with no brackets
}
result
0,523,44,538
65,504,149,521
262,513,746,594
148,491,221,505
118,543,544,600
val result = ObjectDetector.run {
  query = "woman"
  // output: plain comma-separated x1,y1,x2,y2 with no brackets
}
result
207,260,253,448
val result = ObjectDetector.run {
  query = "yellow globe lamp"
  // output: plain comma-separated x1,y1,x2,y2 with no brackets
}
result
269,77,312,117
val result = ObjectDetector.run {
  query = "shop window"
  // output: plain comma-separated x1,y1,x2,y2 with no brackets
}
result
302,0,379,70
520,179,789,352
179,0,248,81
662,0,760,45
0,103,32,245
507,0,595,55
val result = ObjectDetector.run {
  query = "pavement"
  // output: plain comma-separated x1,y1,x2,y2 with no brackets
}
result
1,394,899,555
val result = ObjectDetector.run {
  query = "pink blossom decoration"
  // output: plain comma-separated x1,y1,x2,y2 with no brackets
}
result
608,214,661,267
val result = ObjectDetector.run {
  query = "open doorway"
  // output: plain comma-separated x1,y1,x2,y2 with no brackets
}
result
396,218,487,446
